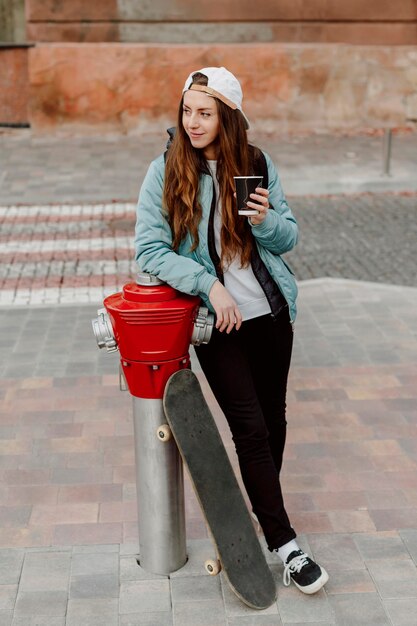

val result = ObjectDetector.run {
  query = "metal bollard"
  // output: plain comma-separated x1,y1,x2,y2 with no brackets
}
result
92,272,213,575
132,396,186,574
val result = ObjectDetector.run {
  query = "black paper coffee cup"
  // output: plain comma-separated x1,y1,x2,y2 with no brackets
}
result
234,176,263,216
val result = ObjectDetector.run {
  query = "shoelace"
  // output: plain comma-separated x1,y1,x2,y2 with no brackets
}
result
283,552,310,587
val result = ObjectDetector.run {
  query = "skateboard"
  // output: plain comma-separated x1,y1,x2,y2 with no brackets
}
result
162,369,277,610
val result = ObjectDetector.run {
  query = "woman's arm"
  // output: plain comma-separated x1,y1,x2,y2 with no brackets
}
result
134,158,218,299
248,152,298,255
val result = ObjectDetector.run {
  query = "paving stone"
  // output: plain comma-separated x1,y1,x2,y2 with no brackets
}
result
19,552,71,592
69,573,119,599
14,590,68,617
71,544,121,554
11,618,65,626
0,610,13,626
353,532,411,561
0,585,17,611
66,598,118,626
119,543,140,557
307,534,365,572
370,509,417,532
171,575,222,604
70,551,119,576
276,584,333,623
0,550,24,585
328,510,376,533
280,623,334,626
324,569,376,595
227,617,284,626
119,613,173,626
329,592,391,625
366,558,417,599
58,482,122,502
172,599,227,626
399,530,417,565
119,579,171,614
53,522,122,546
383,598,417,626
25,546,72,554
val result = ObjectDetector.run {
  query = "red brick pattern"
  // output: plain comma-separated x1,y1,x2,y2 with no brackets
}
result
1,363,416,548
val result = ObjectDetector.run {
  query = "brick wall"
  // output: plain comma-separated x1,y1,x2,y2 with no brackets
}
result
26,0,417,45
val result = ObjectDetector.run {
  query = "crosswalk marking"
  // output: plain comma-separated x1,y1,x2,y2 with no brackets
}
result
0,203,139,305
0,202,136,218
0,236,134,254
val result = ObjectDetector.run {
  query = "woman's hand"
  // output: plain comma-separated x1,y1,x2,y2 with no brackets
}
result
246,187,270,226
209,281,242,333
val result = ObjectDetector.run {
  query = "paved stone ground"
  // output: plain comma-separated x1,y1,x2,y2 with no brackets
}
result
1,128,417,201
1,129,417,624
1,280,417,625
0,193,416,306
1,128,416,307
286,194,417,287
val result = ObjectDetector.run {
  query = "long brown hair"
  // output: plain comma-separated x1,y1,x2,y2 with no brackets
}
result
163,72,257,269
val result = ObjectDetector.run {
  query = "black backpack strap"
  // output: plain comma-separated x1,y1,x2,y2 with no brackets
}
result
164,127,176,161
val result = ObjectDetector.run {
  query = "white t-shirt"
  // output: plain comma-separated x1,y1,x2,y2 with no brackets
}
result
207,160,271,321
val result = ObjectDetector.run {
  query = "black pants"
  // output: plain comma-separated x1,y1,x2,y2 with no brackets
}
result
194,307,297,550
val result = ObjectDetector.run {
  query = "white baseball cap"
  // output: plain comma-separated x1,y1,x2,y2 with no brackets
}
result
182,67,250,130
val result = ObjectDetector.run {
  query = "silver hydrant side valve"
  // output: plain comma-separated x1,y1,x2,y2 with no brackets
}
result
92,308,118,352
191,306,215,346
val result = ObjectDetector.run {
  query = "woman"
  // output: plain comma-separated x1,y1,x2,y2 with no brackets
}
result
135,66,328,595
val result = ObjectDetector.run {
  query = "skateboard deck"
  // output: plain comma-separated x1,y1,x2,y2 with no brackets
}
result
163,369,277,610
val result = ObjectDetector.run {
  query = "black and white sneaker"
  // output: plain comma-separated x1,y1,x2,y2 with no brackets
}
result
283,550,329,594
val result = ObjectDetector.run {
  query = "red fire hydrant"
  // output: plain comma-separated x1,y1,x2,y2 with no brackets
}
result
92,272,213,574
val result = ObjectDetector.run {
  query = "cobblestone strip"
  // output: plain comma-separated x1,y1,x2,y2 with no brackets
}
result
1,260,137,279
0,287,116,305
0,202,135,218
0,236,134,253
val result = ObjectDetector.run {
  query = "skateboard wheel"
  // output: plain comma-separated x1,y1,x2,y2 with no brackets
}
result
156,424,172,442
205,559,221,576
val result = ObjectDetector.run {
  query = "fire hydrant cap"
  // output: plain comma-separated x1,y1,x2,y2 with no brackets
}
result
136,271,165,286
123,283,177,303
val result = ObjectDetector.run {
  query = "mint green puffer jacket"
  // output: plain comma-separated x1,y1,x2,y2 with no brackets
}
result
134,150,299,322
